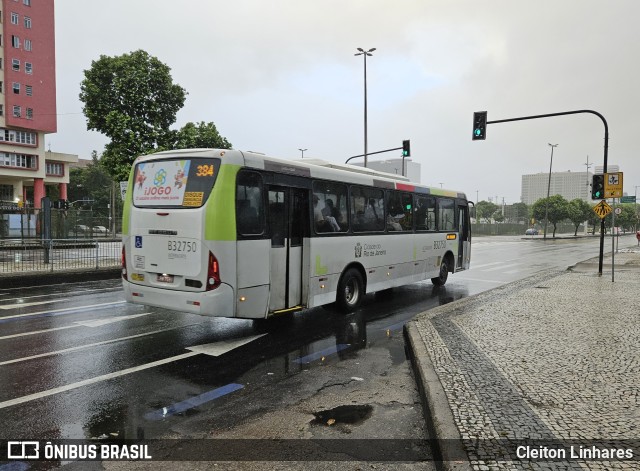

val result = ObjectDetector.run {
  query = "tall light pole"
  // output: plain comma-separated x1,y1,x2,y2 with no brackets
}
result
354,47,375,167
298,148,307,158
635,185,640,232
543,143,558,240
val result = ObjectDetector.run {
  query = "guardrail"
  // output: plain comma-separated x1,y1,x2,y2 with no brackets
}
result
0,239,121,274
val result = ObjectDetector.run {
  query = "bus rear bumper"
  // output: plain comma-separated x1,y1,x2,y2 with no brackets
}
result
123,281,235,317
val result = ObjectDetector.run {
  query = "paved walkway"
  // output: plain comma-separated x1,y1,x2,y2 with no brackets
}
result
405,246,640,470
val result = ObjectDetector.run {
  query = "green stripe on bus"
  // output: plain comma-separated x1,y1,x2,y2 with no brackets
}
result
121,170,135,235
204,164,241,241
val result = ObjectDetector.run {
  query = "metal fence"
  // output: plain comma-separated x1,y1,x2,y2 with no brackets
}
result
0,239,121,274
0,207,122,240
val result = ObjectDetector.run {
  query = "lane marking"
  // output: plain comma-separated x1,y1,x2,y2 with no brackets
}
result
0,312,152,341
0,324,78,340
186,334,267,357
0,301,126,323
483,263,520,272
293,344,350,364
0,351,200,410
144,383,244,421
453,277,506,285
0,287,119,303
73,312,151,328
0,324,195,366
0,299,70,310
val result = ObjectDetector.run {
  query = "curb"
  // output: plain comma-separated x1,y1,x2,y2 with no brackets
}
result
404,323,472,471
0,267,121,288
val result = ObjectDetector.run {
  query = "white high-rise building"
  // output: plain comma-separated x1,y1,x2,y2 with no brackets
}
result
521,171,593,205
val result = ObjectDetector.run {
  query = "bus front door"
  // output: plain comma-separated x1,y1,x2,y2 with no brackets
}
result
458,203,471,270
267,186,308,312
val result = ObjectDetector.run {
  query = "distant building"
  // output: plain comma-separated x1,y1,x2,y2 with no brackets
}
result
0,0,59,208
521,171,593,205
354,158,421,183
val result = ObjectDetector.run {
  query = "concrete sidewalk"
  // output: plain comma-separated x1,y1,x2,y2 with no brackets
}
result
405,247,640,471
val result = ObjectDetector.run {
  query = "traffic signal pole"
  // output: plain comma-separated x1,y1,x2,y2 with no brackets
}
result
483,110,609,275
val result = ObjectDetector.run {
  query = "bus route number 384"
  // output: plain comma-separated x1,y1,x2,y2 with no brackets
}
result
168,240,197,253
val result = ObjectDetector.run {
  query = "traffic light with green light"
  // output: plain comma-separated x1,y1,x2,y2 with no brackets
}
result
591,174,605,199
472,111,487,140
402,140,410,157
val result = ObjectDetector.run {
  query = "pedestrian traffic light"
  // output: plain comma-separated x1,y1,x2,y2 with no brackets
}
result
591,174,605,199
63,199,69,210
472,111,487,140
402,140,410,157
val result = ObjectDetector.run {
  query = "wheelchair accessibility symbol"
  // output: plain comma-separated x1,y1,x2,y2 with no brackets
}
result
135,236,143,248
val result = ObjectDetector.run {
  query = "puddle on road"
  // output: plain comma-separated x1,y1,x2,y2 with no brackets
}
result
310,404,373,426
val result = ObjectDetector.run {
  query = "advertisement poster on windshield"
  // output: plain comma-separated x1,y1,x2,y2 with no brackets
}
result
133,160,191,206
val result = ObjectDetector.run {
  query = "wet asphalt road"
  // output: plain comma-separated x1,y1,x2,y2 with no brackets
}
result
0,235,624,467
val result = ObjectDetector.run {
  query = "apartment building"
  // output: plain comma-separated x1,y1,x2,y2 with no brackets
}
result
0,0,74,210
521,171,593,205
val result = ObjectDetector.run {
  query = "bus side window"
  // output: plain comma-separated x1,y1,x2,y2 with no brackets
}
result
438,198,456,231
415,195,436,232
236,171,264,236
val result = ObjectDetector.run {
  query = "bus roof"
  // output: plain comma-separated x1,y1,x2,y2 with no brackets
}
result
134,148,467,200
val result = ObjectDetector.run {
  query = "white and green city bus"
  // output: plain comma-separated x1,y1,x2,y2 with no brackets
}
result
121,148,471,318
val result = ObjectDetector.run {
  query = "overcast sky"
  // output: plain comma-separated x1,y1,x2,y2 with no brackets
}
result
50,0,639,204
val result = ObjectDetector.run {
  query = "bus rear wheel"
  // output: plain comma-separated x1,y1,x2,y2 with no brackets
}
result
336,268,364,313
431,258,449,286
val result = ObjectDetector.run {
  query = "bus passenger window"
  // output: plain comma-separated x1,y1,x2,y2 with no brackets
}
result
438,198,456,231
313,181,348,233
415,195,436,232
236,171,264,236
350,186,384,233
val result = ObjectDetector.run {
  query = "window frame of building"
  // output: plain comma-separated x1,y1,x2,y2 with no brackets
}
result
24,16,31,28
12,82,20,94
25,85,32,96
12,59,20,72
0,152,37,170
24,0,31,6
24,39,32,52
25,62,32,74
11,12,19,25
11,35,20,48
46,162,64,177
0,128,38,145
12,106,21,118
26,108,33,119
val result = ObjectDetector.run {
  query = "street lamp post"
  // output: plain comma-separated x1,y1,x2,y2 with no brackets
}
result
543,143,558,240
298,148,307,158
635,185,640,232
354,47,375,167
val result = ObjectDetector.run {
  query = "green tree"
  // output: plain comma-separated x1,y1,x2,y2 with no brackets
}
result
476,200,498,223
172,121,232,150
614,204,637,232
531,195,570,237
492,210,505,223
68,152,115,210
79,50,187,181
566,199,592,236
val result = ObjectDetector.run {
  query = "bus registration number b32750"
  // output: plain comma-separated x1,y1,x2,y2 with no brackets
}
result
168,240,198,253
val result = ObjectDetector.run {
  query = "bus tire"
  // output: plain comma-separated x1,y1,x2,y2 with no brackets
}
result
431,257,449,286
336,268,364,313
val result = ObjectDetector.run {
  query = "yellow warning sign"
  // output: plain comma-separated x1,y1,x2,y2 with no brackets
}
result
592,200,612,219
604,172,623,198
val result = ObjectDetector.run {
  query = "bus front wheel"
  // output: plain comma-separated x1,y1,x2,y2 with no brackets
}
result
336,268,364,313
431,258,449,286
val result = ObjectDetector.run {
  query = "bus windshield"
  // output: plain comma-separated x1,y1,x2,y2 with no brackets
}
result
132,158,220,208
